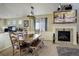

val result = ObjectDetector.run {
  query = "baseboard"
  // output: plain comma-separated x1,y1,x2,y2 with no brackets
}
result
43,39,53,42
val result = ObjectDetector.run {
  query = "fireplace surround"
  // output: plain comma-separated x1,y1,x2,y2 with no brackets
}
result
55,28,73,44
53,23,77,45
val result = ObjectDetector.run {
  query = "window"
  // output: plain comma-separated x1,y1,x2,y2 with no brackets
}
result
7,19,16,26
34,17,47,33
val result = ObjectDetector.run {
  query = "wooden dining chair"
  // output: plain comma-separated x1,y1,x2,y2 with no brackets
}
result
29,38,44,56
9,32,29,56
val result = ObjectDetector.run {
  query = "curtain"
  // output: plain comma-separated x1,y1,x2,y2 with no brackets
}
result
34,17,47,32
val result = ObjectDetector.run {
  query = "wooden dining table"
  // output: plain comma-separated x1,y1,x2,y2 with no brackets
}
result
17,32,41,43
25,33,41,43
18,33,41,46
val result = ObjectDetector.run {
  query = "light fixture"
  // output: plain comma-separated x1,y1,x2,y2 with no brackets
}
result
27,6,35,18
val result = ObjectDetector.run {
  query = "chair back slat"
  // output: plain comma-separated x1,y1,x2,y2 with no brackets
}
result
9,32,20,49
9,32,29,55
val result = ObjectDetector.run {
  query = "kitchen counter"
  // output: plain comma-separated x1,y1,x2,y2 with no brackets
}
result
0,32,11,51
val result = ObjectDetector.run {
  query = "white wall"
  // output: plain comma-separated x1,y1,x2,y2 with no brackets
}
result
71,3,79,32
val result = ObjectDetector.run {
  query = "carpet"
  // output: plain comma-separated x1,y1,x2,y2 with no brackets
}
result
57,47,79,56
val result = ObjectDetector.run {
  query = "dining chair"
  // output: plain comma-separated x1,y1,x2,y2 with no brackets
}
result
9,32,30,56
29,38,44,56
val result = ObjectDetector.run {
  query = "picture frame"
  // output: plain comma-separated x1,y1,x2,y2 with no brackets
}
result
24,20,29,27
53,10,77,24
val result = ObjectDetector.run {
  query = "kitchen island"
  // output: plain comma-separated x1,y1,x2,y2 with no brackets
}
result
0,32,11,51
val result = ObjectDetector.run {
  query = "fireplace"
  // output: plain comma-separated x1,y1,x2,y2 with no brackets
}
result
58,31,70,41
54,25,77,45
55,28,73,44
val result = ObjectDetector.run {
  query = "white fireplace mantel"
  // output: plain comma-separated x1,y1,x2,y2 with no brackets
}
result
53,24,77,45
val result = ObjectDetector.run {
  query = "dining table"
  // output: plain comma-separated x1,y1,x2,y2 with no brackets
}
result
25,33,41,42
17,32,43,55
